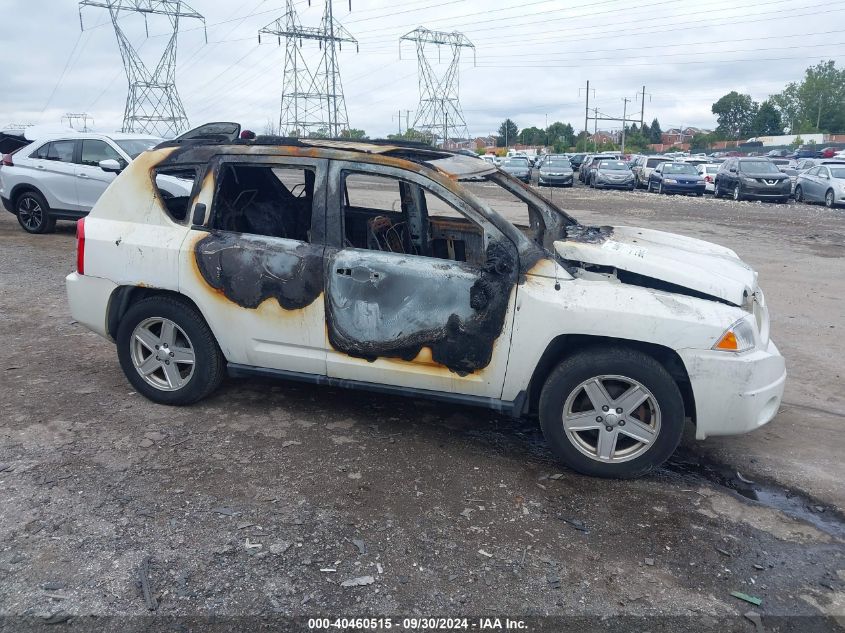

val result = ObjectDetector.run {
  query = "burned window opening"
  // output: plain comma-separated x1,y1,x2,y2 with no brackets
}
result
153,166,200,223
341,171,485,266
211,163,315,242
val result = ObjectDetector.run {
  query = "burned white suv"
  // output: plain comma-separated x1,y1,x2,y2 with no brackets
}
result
66,124,786,478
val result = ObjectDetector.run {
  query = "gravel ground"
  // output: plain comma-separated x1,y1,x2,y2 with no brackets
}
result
0,180,843,631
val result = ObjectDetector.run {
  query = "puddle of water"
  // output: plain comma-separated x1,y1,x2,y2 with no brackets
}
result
666,448,845,539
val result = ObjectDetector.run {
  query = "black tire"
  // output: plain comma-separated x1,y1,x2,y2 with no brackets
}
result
657,182,664,195
15,190,55,234
825,189,835,208
538,347,685,478
794,185,803,202
733,184,743,201
713,181,722,198
116,295,225,405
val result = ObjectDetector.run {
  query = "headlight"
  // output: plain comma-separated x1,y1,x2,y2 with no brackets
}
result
743,177,757,183
713,318,757,353
664,178,677,184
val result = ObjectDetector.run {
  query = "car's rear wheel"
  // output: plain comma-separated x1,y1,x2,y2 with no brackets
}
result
539,347,685,478
825,189,835,208
117,296,225,405
16,191,55,234
794,185,803,202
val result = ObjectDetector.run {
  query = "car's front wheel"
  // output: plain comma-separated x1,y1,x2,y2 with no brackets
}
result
539,347,685,478
794,185,804,202
733,184,743,201
657,182,664,195
16,191,55,234
825,189,835,208
116,296,225,405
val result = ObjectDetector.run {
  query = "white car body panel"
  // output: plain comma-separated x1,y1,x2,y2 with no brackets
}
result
66,143,786,443
554,226,756,306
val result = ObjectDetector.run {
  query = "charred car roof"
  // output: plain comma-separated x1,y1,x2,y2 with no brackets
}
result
154,136,496,181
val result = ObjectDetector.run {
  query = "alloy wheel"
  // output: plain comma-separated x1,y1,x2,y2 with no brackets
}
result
130,317,196,391
561,375,661,464
734,185,741,201
18,196,43,231
825,190,834,208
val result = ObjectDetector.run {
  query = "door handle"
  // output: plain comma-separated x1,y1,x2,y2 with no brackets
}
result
77,173,89,179
36,165,45,170
336,266,381,282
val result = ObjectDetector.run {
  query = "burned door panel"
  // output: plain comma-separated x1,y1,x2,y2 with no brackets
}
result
326,239,517,377
194,232,323,310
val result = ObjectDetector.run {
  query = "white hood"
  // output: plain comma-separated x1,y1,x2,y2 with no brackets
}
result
555,225,757,306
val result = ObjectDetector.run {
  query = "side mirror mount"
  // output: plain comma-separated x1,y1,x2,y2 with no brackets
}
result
99,158,122,174
729,168,737,173
191,203,207,227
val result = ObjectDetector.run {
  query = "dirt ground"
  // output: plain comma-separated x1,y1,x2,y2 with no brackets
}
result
0,179,843,631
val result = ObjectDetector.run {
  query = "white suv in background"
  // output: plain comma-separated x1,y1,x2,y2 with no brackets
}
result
0,132,160,233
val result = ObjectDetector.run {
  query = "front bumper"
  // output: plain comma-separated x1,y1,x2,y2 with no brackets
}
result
595,178,635,189
538,173,573,185
678,339,786,440
662,182,706,194
66,272,118,339
742,182,791,198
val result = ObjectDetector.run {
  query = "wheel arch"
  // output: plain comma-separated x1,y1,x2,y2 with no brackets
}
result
522,334,695,423
107,286,206,342
9,183,48,210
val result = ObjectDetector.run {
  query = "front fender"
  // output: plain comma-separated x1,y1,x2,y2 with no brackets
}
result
501,274,746,401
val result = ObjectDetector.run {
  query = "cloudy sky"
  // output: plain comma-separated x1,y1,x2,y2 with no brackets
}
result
1,0,843,138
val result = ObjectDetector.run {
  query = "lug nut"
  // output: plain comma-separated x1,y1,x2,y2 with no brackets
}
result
165,360,170,365
619,420,626,426
170,352,174,357
596,416,603,422
605,426,613,432
155,345,159,349
602,405,609,412
616,408,623,414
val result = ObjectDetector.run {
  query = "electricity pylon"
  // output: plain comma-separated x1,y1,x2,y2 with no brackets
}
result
260,1,358,138
79,0,206,138
400,27,475,147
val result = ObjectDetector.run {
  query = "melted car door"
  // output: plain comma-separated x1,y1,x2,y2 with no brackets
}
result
324,161,518,399
179,156,329,375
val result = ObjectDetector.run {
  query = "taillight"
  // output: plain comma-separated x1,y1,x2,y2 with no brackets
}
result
705,175,713,183
1,153,12,167
76,218,85,275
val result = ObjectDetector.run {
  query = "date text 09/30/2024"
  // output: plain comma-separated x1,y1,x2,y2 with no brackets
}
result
308,618,527,630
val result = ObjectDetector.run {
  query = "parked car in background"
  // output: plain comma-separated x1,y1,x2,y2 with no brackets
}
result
818,147,839,159
767,149,789,158
792,148,819,159
500,156,532,183
631,155,671,189
794,164,845,208
647,162,705,196
714,158,791,202
696,164,721,193
538,155,574,187
590,159,635,190
569,153,587,170
580,153,619,184
0,132,161,233
778,168,799,196
65,129,786,478
770,158,797,169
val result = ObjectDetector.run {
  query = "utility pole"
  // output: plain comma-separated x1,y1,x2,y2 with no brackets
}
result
260,1,358,137
405,109,411,135
79,0,206,138
593,107,598,152
584,80,590,143
400,27,475,146
621,97,630,154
